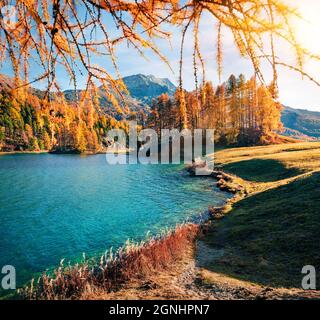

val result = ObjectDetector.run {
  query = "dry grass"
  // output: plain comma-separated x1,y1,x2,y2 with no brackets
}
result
20,224,200,300
198,268,320,300
211,141,320,167
208,141,320,195
200,141,320,289
80,242,197,300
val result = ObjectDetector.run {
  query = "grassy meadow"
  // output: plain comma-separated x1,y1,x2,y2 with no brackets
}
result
200,142,320,288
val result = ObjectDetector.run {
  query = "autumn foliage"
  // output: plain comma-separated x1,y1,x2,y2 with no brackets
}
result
0,76,127,152
0,0,319,107
147,74,283,145
1,1,319,151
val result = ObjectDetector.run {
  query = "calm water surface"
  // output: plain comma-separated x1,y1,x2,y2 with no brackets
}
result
0,153,228,287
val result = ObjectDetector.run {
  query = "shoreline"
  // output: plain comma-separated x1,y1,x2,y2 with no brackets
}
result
195,142,320,293
18,164,238,300
20,223,201,300
8,142,320,299
187,163,248,217
0,150,49,155
1,150,241,300
0,149,129,156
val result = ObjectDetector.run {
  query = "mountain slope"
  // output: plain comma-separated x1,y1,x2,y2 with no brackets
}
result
281,106,320,140
63,74,177,118
121,74,176,104
2,73,320,140
93,76,319,141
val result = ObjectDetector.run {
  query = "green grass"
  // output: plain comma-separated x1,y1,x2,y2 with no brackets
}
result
203,172,320,287
222,159,302,182
202,142,320,288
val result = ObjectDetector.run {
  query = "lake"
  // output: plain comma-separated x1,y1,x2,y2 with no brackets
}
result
0,153,228,289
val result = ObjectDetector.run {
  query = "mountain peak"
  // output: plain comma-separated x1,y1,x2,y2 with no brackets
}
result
121,74,176,103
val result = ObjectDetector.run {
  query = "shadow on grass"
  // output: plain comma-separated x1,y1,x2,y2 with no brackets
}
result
199,172,320,288
222,158,302,182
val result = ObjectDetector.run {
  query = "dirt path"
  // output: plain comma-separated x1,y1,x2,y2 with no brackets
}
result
82,240,320,300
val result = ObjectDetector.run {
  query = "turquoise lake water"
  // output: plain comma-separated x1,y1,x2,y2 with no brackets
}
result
0,153,228,289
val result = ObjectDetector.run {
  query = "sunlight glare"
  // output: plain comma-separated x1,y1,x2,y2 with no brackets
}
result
294,3,320,55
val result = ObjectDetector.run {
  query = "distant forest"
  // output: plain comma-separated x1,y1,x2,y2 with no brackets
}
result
0,74,282,153
147,74,282,145
0,82,127,153
0,0,318,153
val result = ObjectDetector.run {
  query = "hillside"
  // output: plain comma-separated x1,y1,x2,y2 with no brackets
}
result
2,73,320,147
63,75,320,141
200,142,320,288
122,74,176,103
0,73,177,153
281,106,320,140
63,74,177,117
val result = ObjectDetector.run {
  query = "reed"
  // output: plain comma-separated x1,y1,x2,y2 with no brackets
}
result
20,223,200,300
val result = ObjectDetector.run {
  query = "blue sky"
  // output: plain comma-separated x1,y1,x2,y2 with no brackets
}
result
1,0,320,111
109,1,320,112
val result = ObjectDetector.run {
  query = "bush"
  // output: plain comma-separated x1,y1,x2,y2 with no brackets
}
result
20,223,200,300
